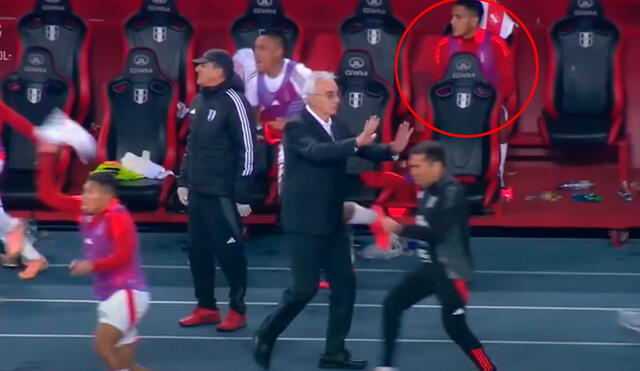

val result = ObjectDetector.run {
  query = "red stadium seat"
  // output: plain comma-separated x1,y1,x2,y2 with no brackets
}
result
125,0,196,105
538,0,628,185
97,47,177,212
335,49,395,203
231,0,302,60
423,53,500,213
18,0,90,125
1,47,74,210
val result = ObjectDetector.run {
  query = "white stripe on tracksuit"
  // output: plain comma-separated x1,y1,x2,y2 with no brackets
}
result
226,89,254,177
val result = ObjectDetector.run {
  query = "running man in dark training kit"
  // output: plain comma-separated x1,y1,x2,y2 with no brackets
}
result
373,141,497,371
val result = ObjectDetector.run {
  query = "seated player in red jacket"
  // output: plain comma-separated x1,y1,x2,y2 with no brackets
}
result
435,0,516,193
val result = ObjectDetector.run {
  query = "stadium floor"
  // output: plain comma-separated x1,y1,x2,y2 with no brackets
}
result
1,231,640,371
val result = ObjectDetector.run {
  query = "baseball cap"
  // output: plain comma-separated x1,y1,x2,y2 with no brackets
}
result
193,49,234,80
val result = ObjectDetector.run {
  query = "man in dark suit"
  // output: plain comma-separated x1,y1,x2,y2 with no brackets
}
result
253,71,413,369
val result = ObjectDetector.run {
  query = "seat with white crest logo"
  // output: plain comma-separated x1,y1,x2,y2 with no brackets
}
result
231,0,300,59
97,47,178,212
339,0,405,88
18,0,90,125
125,0,195,104
1,47,74,210
538,0,628,185
425,53,500,214
334,49,394,203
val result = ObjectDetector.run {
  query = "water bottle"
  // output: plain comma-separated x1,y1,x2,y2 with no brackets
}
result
557,180,595,191
571,193,602,203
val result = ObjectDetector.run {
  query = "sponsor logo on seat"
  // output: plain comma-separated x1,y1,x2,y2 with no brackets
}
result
134,88,148,104
153,27,167,43
254,0,277,14
42,0,64,11
574,0,597,15
27,88,42,104
28,54,45,66
149,0,170,12
348,57,365,69
45,25,60,41
367,29,382,45
579,32,593,48
578,0,594,9
455,59,472,71
362,0,386,14
456,92,471,109
133,55,150,66
348,92,364,108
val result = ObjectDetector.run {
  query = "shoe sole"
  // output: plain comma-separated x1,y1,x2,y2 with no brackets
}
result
179,321,220,327
217,323,247,332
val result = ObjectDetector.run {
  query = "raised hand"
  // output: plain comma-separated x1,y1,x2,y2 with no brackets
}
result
390,121,414,154
356,115,380,147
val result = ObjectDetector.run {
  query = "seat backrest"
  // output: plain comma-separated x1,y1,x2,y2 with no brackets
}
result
550,0,619,116
336,49,390,174
18,0,86,84
429,53,496,177
18,0,86,118
125,0,193,102
231,0,299,58
340,0,405,86
102,48,176,167
2,47,72,171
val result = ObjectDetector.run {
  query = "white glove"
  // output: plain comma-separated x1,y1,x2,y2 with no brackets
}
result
177,102,190,120
236,203,252,217
177,187,189,206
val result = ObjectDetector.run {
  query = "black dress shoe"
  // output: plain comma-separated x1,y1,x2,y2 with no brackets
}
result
318,351,367,369
253,331,274,369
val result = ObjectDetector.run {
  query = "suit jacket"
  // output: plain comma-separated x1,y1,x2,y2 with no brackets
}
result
280,108,394,235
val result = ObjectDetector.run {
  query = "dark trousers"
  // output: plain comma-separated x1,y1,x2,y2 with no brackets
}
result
258,232,356,354
187,192,247,314
382,263,495,370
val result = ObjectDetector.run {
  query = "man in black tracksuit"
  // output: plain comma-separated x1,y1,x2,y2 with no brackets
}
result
373,141,497,371
177,49,256,332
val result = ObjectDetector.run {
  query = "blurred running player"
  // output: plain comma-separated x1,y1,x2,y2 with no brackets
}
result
0,101,47,279
34,113,151,371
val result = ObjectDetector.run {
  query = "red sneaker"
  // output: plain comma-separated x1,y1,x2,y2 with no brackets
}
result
319,280,330,289
217,309,247,332
500,187,513,201
369,205,391,250
179,307,221,327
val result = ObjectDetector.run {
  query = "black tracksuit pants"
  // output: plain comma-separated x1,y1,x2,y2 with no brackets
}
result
381,263,496,370
187,192,247,314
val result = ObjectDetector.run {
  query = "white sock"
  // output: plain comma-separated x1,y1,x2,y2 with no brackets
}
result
499,143,508,188
21,239,42,261
346,202,378,225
